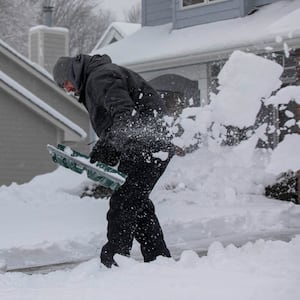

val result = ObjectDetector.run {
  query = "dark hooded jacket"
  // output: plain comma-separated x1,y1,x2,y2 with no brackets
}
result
64,54,173,158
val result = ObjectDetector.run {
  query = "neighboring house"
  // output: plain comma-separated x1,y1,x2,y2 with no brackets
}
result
0,40,90,186
92,0,300,147
92,22,141,51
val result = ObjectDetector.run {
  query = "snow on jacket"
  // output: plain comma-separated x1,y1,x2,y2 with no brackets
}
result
68,54,174,156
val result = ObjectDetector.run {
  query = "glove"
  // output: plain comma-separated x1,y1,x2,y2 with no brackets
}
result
90,140,121,166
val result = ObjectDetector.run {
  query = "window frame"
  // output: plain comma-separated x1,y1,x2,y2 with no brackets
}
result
180,0,228,10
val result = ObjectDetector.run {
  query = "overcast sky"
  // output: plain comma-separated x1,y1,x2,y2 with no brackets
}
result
101,0,141,20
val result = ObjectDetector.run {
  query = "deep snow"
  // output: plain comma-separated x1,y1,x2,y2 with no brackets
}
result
0,155,300,300
0,50,300,299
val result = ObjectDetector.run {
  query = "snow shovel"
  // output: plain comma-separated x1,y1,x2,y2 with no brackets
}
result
47,144,127,191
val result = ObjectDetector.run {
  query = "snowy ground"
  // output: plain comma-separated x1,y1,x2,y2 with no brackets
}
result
1,50,300,299
0,146,300,299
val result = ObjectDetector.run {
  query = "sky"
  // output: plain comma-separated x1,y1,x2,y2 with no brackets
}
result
100,0,141,20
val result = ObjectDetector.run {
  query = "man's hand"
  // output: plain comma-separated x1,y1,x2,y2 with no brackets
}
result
90,140,120,166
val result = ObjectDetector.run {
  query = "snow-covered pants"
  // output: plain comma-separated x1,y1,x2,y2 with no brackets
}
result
100,152,172,267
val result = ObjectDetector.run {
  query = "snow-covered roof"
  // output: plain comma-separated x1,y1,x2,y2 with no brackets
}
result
29,25,69,34
0,71,87,141
92,22,141,51
0,39,53,80
111,22,141,37
1,38,86,113
92,0,300,70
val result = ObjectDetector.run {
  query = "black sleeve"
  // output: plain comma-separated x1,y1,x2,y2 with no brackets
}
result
86,69,139,152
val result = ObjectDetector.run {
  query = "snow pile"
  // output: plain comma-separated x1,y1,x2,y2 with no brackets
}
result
265,85,300,106
266,134,300,174
263,86,300,174
0,237,300,300
171,50,298,175
211,50,283,127
2,143,299,270
171,50,284,149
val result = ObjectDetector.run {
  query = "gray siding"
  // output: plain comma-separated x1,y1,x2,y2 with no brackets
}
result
174,0,242,29
0,48,89,154
0,90,58,185
43,32,68,74
30,31,39,63
142,0,172,26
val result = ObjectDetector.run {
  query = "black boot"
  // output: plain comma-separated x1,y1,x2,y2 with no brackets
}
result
100,243,118,268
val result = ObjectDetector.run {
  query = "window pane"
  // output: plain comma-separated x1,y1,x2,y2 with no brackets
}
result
182,0,205,7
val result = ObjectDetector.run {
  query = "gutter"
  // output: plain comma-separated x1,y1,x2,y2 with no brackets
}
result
123,34,300,73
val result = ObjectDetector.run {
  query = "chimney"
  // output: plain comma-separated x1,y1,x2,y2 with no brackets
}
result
43,0,54,27
28,0,69,74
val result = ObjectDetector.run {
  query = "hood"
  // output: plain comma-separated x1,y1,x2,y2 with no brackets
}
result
69,54,112,103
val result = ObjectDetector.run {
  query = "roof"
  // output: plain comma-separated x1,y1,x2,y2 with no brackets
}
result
0,39,53,80
92,22,141,51
0,39,85,112
92,0,300,71
111,22,141,37
29,25,69,34
0,71,87,141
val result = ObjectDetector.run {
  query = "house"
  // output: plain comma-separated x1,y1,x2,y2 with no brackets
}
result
93,22,141,50
91,0,300,146
0,39,90,186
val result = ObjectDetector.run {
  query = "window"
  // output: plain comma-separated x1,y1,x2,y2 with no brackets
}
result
182,0,223,7
262,51,297,85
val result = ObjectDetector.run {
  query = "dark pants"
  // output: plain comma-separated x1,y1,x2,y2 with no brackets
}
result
100,152,172,267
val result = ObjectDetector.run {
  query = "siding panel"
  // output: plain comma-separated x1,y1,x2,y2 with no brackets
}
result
43,32,68,73
0,90,58,185
29,32,39,62
146,1,172,13
143,0,172,26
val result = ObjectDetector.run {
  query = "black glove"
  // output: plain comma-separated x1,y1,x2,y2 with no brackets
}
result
90,140,121,166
